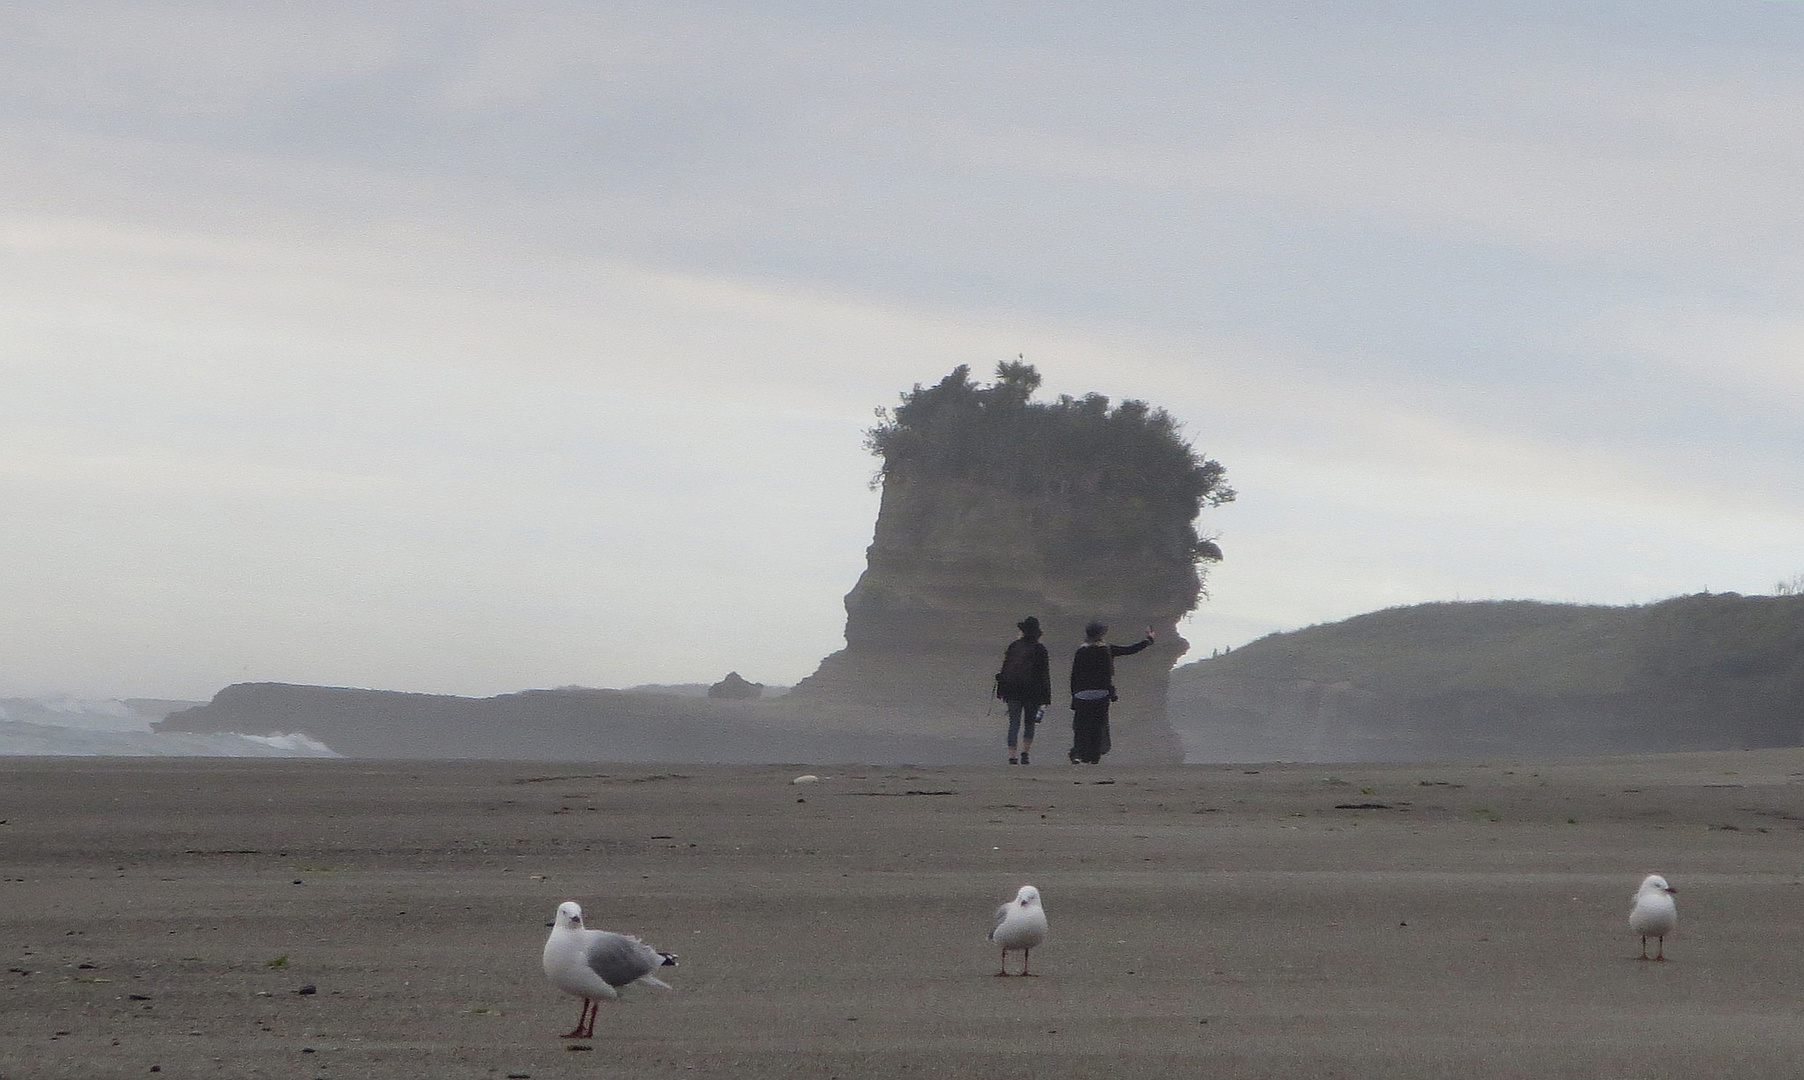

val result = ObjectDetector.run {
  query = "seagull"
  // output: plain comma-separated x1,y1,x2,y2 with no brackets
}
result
989,885,1048,976
541,901,677,1038
1629,874,1678,961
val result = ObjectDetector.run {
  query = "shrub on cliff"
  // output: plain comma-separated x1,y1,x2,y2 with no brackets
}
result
865,362,1233,607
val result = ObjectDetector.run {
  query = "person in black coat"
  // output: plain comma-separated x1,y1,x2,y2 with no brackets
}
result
995,616,1053,764
1068,621,1155,765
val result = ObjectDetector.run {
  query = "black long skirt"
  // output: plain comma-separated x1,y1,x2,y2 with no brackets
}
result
1071,698,1112,763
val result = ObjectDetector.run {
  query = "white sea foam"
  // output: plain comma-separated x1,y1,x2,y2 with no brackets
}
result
0,697,338,757
236,731,337,755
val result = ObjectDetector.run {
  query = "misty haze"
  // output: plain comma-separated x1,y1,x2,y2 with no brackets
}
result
6,5,1804,1078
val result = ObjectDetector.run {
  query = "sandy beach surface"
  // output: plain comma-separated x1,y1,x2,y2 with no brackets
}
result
6,750,1804,1079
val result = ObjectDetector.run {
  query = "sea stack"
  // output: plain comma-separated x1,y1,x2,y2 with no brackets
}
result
788,362,1233,763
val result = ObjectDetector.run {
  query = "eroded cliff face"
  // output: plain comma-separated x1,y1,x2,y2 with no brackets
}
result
784,364,1231,763
790,473,1196,762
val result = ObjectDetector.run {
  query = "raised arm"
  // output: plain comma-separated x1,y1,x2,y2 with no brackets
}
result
1110,629,1156,657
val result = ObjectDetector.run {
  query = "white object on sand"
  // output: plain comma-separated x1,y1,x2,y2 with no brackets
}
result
1629,874,1678,961
542,901,677,1038
989,885,1048,976
792,774,821,784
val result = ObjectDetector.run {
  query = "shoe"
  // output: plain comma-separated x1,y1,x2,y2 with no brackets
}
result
1008,756,1018,765
1019,752,1029,765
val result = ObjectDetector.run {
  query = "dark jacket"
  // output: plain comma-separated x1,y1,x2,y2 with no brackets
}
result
1069,637,1153,699
996,638,1053,706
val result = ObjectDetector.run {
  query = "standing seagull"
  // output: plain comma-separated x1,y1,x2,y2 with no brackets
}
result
1629,874,1679,961
990,885,1049,976
541,901,678,1038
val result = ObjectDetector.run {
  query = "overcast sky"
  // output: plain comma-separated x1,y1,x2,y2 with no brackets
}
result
4,2,1802,701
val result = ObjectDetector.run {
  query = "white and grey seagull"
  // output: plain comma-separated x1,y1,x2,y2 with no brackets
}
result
1629,874,1678,961
541,900,678,1038
989,884,1049,976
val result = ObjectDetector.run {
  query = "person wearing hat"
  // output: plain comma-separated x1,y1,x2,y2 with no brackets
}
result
994,616,1053,764
1067,621,1156,764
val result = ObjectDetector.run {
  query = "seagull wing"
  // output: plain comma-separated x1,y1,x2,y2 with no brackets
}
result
585,931,666,989
989,903,1011,941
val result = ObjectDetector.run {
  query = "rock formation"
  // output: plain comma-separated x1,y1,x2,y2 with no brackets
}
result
156,363,1234,764
707,672,764,699
789,362,1234,762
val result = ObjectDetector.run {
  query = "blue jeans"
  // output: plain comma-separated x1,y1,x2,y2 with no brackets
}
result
1005,701,1043,748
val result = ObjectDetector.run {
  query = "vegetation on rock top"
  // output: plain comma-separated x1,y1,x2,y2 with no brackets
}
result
864,361,1233,608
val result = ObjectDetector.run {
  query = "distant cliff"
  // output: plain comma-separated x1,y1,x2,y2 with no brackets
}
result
155,683,981,763
789,362,1233,762
1169,593,1804,762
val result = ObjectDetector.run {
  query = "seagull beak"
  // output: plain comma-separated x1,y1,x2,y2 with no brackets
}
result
1666,886,1678,894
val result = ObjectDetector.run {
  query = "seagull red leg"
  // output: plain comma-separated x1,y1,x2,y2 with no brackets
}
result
1655,936,1666,962
996,948,1011,977
563,998,592,1038
1022,948,1035,976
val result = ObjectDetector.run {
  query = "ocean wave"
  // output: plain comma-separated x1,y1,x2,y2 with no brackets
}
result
0,695,162,731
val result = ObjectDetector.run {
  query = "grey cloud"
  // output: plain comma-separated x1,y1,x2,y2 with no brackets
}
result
3,1,1802,696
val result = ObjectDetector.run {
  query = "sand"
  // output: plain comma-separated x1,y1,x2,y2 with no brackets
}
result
5,750,1804,1079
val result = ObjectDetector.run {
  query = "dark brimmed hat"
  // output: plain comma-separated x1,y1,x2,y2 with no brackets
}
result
1017,616,1042,634
1083,621,1108,640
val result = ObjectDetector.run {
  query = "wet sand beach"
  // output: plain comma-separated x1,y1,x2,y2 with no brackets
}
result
5,751,1804,1079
